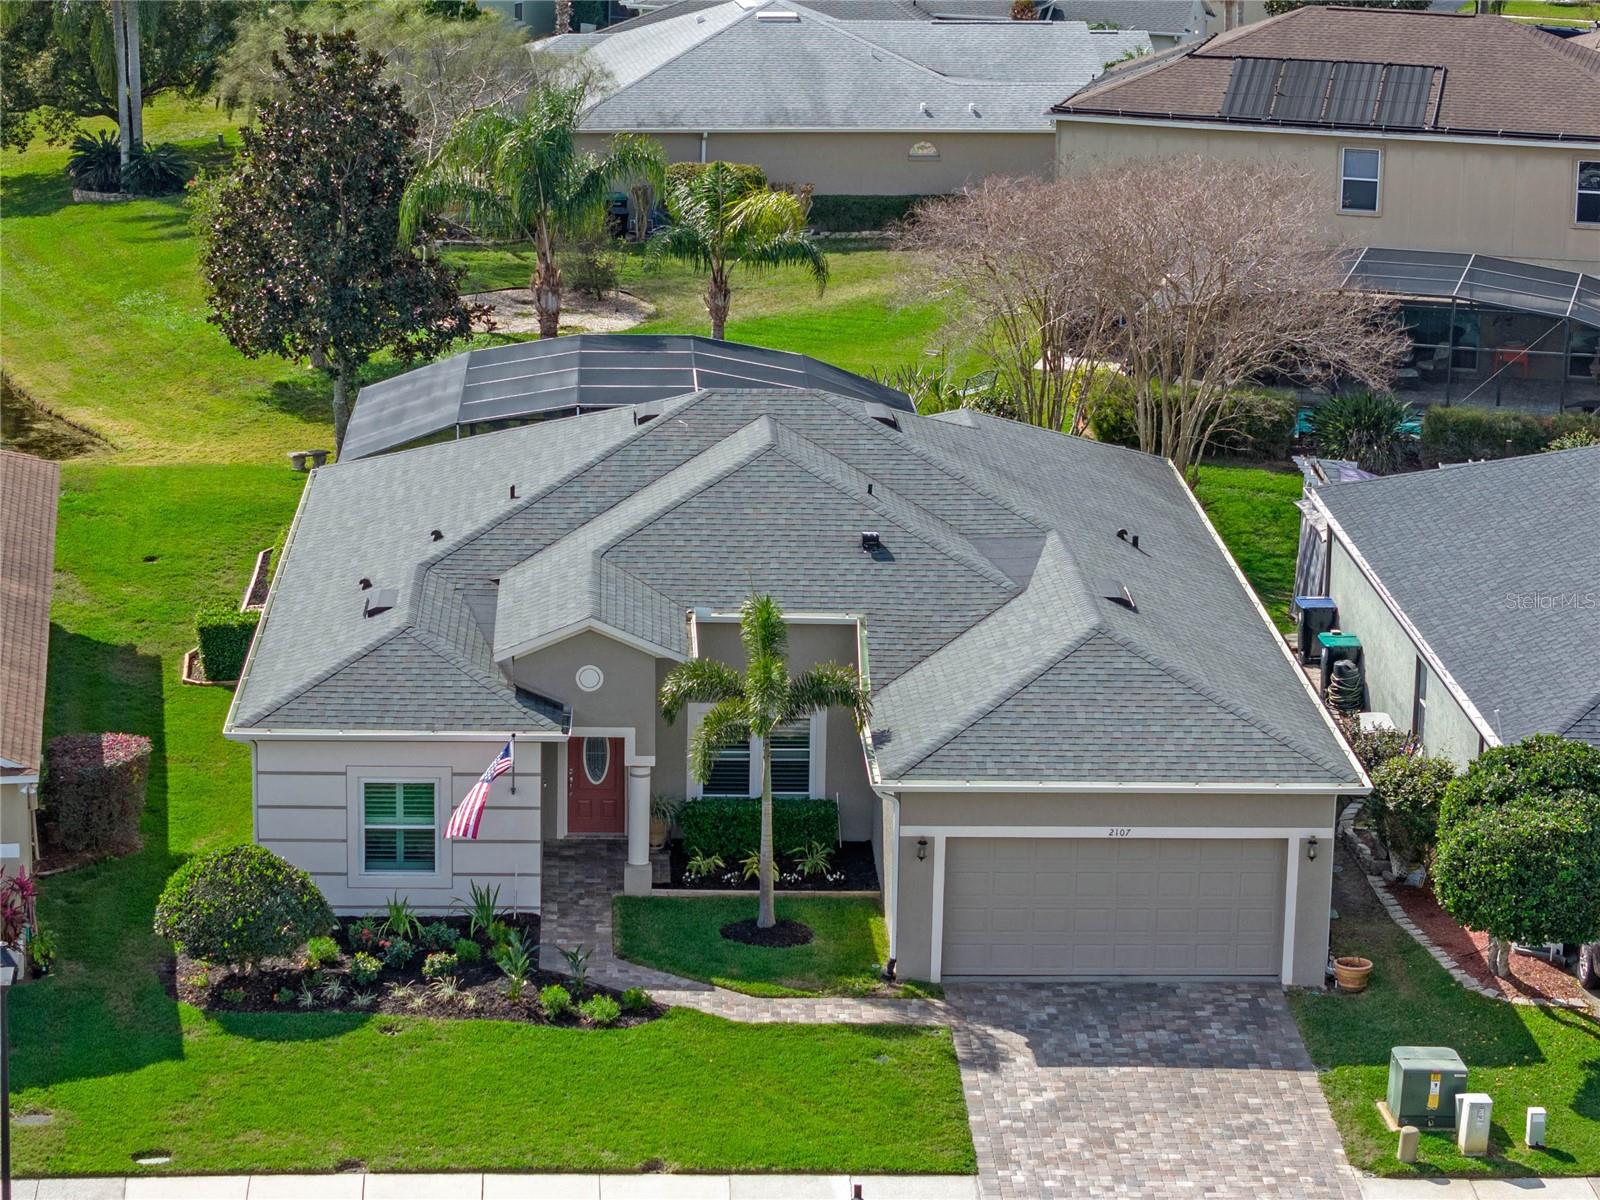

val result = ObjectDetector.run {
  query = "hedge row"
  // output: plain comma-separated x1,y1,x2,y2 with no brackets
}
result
678,796,839,860
805,194,928,233
42,732,152,854
1420,406,1600,466
1088,385,1296,461
196,600,259,682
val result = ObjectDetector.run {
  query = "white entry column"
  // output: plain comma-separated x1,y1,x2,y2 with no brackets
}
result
623,763,652,895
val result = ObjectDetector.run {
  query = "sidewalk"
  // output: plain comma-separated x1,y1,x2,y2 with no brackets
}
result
1360,1179,1600,1198
17,1175,980,1200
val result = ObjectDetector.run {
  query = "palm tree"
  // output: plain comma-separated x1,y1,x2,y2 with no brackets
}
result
400,83,663,339
660,595,870,929
648,162,829,341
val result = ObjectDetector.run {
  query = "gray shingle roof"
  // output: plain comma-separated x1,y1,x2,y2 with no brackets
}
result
1314,446,1600,749
559,1,1151,133
233,386,1359,788
0,450,59,773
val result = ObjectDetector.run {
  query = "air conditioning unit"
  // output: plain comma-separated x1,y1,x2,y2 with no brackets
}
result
1386,1046,1468,1130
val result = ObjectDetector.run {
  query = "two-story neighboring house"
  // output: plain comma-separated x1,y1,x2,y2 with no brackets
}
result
1053,6,1600,412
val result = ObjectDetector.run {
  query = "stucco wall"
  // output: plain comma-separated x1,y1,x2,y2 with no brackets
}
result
1,781,34,875
1056,121,1600,273
578,130,1054,195
253,737,543,913
891,788,1344,986
1325,538,1482,767
513,630,663,758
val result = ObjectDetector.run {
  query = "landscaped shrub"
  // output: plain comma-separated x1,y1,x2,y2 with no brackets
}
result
349,952,382,985
620,987,652,1011
1366,753,1455,871
153,845,334,970
1340,721,1417,773
1438,734,1600,827
194,600,259,682
303,935,341,970
1208,390,1298,462
381,937,416,971
1086,385,1139,448
66,130,123,193
1420,407,1600,466
539,983,573,1018
579,993,621,1026
419,921,457,952
1307,392,1416,474
805,194,927,232
677,796,839,861
453,937,482,965
41,732,153,854
421,950,459,979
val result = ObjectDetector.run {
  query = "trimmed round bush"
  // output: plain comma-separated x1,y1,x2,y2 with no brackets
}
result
1439,734,1600,827
154,845,334,970
1432,792,1600,956
42,732,153,854
1367,753,1455,871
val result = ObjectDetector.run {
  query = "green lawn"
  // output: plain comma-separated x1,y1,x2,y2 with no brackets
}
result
614,896,941,998
1192,462,1304,633
1459,1,1599,23
1289,852,1600,1178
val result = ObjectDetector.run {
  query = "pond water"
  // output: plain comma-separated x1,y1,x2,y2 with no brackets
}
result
1,375,102,459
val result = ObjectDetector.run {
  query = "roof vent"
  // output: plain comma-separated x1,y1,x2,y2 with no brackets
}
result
363,587,398,618
1116,528,1141,550
509,484,518,500
634,399,664,426
756,8,800,20
358,577,373,590
968,102,980,116
430,529,444,542
1097,578,1136,611
919,101,931,116
862,401,902,430
860,530,883,554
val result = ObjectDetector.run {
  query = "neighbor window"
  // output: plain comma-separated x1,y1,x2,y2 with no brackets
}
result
1411,658,1428,744
1340,148,1381,214
1578,160,1600,225
362,781,437,872
769,722,812,795
705,739,753,796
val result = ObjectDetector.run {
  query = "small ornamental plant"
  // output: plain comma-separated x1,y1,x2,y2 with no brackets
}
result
539,984,573,1019
153,845,333,971
349,952,382,986
381,938,416,971
579,994,621,1027
421,951,459,979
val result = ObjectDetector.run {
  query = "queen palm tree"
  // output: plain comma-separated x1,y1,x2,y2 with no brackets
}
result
400,82,663,339
648,162,829,341
660,595,870,930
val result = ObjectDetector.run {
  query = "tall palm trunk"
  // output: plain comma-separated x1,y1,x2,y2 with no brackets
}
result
533,222,562,339
706,262,731,341
758,739,775,928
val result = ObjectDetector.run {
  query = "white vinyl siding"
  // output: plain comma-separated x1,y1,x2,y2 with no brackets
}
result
362,781,437,873
1339,147,1380,214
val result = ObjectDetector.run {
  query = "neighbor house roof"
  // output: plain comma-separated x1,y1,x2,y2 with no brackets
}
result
1313,446,1600,749
0,450,60,776
1055,5,1600,141
232,388,1359,789
557,0,1152,133
601,0,1202,33
343,335,913,462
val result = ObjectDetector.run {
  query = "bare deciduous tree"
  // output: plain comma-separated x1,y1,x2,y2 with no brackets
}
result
908,159,1407,474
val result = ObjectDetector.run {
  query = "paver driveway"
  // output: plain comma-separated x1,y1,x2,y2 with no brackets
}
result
947,982,1359,1200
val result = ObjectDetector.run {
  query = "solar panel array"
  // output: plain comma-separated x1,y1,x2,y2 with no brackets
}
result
1219,57,1437,128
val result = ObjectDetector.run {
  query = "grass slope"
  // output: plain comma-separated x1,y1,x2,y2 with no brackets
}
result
615,896,897,998
13,464,973,1176
1290,853,1600,1177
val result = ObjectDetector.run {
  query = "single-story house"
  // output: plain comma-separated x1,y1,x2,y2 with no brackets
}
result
549,0,1151,196
229,366,1364,985
1296,444,1600,767
1,449,61,875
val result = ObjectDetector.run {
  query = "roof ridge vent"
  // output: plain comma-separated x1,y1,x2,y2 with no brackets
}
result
1096,577,1136,610
756,8,800,20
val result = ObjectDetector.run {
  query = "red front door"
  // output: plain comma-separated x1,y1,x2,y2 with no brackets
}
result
567,736,625,834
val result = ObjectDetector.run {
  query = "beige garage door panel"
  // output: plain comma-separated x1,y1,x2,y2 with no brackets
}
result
942,838,1286,978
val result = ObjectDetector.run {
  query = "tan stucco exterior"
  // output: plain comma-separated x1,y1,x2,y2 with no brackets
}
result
890,788,1342,987
1056,119,1600,273
1,780,36,875
578,130,1056,196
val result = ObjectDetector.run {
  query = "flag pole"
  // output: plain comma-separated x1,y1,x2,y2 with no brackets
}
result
509,734,519,919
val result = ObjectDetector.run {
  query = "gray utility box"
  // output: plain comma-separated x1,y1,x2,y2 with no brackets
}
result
1388,1046,1469,1129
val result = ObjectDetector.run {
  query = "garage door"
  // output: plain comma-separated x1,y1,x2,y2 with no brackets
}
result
941,837,1286,978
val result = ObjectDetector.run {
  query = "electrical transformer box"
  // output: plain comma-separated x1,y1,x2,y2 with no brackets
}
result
1387,1046,1469,1129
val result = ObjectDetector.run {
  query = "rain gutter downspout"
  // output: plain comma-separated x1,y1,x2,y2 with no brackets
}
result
699,131,708,163
856,615,901,979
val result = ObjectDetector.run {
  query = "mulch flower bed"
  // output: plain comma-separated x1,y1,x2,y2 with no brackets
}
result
669,840,879,891
173,913,665,1027
1385,880,1592,1006
721,918,815,948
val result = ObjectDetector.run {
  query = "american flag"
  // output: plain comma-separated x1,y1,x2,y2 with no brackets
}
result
446,741,512,840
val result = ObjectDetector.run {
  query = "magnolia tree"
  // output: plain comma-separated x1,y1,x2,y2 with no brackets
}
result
907,160,1407,472
1432,735,1600,977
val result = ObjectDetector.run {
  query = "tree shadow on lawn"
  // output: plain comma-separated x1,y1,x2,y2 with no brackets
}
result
14,630,183,1088
0,168,74,219
214,1010,373,1043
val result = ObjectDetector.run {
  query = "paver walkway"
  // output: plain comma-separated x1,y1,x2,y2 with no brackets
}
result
945,981,1362,1200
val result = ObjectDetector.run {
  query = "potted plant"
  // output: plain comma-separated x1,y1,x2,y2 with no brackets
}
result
649,794,681,852
1333,955,1374,992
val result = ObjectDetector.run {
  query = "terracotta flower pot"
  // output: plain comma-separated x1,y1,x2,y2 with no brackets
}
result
1333,955,1374,992
649,816,669,851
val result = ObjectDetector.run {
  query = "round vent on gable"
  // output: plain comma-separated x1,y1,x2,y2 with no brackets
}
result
575,664,605,692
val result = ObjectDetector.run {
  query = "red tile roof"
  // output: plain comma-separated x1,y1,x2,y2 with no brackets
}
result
1056,6,1600,140
0,450,60,774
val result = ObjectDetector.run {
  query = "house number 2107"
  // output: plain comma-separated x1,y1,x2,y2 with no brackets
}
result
1107,827,1133,837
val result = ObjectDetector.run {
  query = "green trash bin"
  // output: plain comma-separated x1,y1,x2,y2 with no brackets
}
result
1317,631,1362,696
